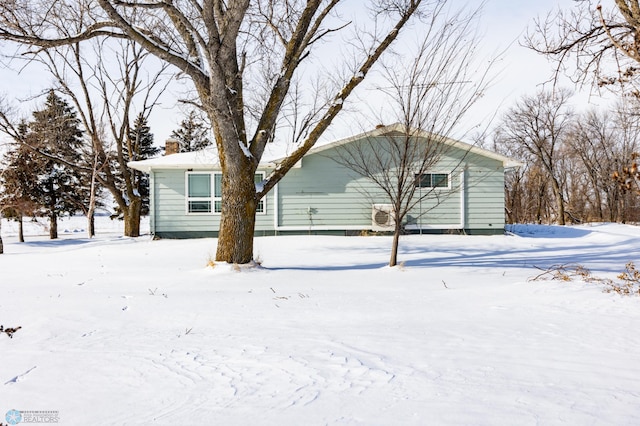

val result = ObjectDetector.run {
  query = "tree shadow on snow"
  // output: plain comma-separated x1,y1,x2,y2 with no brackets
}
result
267,262,389,272
506,224,592,238
403,242,640,274
268,226,640,274
21,238,95,248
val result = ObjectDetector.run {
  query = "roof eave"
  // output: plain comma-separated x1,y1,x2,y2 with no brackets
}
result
127,160,278,173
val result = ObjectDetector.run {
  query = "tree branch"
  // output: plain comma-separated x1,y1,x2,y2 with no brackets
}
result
259,0,423,198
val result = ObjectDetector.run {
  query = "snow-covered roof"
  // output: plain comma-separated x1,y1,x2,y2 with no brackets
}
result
128,147,219,173
128,123,521,172
127,142,294,173
304,123,522,168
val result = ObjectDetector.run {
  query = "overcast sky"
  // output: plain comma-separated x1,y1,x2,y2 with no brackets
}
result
473,0,611,127
0,0,606,147
480,0,583,101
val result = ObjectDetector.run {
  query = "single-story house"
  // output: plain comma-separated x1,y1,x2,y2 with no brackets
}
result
128,124,520,238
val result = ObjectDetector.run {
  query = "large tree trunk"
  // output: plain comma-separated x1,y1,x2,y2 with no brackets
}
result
123,197,142,237
18,215,24,243
100,181,142,238
216,169,257,264
88,211,95,238
49,212,58,239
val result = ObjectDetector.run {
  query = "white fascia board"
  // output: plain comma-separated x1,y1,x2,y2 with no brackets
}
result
274,225,369,232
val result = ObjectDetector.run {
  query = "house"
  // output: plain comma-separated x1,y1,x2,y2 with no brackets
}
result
127,124,520,238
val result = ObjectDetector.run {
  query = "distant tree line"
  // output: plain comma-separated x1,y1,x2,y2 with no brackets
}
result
495,0,640,226
492,89,640,225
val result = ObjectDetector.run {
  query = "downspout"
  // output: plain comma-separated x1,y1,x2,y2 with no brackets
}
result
273,182,279,234
150,170,156,236
459,169,466,229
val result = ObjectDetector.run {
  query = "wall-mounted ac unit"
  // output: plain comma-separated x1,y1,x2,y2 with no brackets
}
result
371,204,395,231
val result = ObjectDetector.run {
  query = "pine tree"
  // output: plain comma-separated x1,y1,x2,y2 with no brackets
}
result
170,110,212,152
27,90,88,239
0,122,40,242
123,113,159,216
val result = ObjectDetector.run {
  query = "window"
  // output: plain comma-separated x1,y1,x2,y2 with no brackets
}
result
213,173,223,213
187,173,213,213
254,172,265,214
186,172,266,214
415,173,449,189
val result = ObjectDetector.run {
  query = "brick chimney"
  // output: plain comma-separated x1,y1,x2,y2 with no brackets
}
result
165,138,179,155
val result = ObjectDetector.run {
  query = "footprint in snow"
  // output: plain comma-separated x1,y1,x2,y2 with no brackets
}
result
4,366,37,385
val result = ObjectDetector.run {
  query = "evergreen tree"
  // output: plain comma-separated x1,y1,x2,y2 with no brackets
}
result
170,110,212,152
0,121,40,242
27,90,88,239
122,113,159,216
128,113,159,161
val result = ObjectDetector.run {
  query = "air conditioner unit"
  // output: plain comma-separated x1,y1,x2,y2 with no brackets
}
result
371,204,395,231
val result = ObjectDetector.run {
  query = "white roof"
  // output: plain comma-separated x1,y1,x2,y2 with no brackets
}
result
128,147,218,173
127,145,287,173
128,123,521,172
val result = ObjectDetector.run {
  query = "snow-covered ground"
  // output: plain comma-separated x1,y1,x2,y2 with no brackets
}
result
1,217,640,425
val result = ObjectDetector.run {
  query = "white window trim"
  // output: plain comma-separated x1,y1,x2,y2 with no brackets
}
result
185,171,267,215
415,172,452,190
255,171,267,215
185,171,216,215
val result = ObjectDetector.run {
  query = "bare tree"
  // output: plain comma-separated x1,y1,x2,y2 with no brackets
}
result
526,0,640,94
493,136,551,224
0,0,425,264
612,101,640,217
494,97,640,225
332,4,494,266
494,89,574,225
567,109,612,220
0,165,5,253
15,30,172,237
521,2,640,224
566,104,640,222
610,101,640,221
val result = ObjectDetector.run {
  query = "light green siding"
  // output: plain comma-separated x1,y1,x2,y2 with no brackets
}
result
148,135,507,238
151,169,274,238
277,137,505,233
276,153,384,229
465,166,506,232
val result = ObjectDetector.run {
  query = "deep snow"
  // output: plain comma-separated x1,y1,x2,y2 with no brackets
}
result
1,217,640,425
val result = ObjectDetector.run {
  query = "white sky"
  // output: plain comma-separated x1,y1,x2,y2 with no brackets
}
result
469,0,611,131
0,0,606,148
